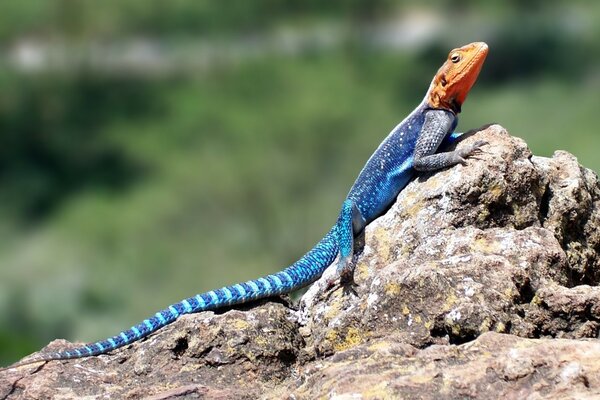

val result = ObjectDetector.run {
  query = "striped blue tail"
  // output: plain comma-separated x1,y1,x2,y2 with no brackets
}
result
41,227,339,362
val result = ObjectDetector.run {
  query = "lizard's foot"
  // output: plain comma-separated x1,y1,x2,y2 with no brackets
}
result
324,255,357,294
458,140,488,164
323,275,358,298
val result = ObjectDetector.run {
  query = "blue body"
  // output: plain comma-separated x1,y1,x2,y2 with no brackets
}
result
348,102,457,223
38,101,460,362
348,105,425,223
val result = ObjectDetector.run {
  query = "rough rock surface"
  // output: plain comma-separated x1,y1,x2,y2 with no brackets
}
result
2,125,600,399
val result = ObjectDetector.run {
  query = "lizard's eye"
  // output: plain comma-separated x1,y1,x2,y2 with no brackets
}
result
450,53,461,63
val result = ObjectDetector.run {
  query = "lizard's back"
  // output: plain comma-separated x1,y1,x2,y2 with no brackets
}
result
347,101,429,224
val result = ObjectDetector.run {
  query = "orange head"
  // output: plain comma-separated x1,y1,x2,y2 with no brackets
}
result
427,42,488,114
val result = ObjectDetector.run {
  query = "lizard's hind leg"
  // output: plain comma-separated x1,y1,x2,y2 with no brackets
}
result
334,199,365,282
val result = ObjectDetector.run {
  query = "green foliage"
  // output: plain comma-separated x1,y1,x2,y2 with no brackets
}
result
0,0,397,41
0,72,161,220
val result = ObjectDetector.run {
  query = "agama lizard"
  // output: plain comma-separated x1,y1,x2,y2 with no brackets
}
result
1,41,488,371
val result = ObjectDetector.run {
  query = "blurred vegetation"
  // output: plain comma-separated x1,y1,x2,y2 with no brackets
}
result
0,1,599,365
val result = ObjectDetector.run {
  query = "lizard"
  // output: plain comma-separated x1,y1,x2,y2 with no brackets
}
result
1,41,488,372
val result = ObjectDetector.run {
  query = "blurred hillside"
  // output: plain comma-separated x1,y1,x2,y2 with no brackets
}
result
1,1,599,365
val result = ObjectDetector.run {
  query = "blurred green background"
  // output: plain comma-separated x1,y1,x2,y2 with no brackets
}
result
1,1,599,365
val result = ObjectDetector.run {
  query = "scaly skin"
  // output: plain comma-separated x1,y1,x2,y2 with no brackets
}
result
1,42,488,372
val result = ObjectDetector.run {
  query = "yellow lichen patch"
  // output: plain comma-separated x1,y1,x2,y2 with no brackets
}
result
479,317,492,332
367,340,392,353
495,321,506,333
471,236,500,254
371,226,391,262
324,296,344,321
424,320,433,330
240,348,257,362
325,329,339,345
330,327,367,352
442,293,458,312
361,381,393,398
225,342,238,356
513,206,528,226
477,208,490,223
450,324,461,336
398,190,417,207
354,261,370,282
232,319,251,331
414,315,422,324
385,283,402,297
409,373,435,384
402,305,410,315
488,183,504,200
425,175,442,188
254,335,268,347
398,190,425,217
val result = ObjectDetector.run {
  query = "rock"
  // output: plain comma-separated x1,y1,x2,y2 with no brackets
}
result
2,124,600,399
0,301,301,399
293,332,600,399
300,125,599,355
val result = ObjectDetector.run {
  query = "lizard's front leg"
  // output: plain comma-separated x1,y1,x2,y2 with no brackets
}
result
413,109,487,172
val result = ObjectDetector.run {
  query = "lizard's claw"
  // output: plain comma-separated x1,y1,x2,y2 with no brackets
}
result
472,139,489,151
323,255,358,295
324,271,358,298
459,140,488,163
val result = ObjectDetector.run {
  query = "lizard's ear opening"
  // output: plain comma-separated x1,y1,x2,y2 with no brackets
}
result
450,98,461,114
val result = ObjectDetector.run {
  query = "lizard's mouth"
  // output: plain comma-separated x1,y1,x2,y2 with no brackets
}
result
450,42,488,108
458,42,488,77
